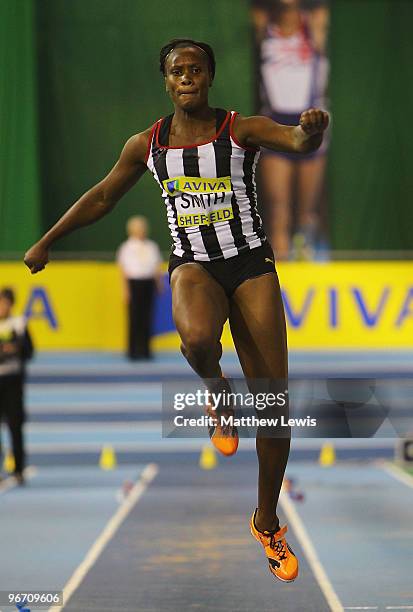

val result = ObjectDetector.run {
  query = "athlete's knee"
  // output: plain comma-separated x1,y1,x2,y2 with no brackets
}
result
180,331,219,360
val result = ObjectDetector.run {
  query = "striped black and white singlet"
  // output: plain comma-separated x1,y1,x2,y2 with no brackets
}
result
146,108,267,262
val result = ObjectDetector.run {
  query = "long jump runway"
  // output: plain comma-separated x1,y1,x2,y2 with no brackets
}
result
65,461,413,612
63,461,333,612
1,351,413,612
2,459,413,611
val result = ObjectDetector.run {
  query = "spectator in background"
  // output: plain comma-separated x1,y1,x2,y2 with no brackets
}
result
0,288,34,485
117,216,163,360
252,0,330,259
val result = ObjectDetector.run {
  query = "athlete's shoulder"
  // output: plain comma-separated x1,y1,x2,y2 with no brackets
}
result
122,123,159,165
229,113,261,152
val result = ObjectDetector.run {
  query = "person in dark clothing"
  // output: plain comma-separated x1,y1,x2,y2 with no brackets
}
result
0,287,34,485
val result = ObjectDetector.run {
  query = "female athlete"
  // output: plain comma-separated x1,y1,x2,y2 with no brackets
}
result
24,38,329,583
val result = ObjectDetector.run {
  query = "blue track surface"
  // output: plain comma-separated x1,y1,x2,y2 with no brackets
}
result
1,351,412,611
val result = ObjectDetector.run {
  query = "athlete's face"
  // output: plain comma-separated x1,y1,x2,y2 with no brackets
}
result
164,47,212,112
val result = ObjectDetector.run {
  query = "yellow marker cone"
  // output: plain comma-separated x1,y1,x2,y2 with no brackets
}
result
99,445,117,470
199,445,218,470
319,442,336,467
3,450,15,473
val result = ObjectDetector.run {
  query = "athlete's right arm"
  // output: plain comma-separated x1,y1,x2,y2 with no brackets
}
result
24,128,152,274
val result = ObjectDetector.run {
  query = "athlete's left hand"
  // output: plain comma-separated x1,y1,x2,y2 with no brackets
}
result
299,109,329,136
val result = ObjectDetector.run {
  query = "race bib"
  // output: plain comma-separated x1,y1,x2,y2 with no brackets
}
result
162,176,234,227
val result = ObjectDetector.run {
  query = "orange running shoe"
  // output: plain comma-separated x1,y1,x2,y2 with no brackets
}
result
205,381,239,456
250,509,298,582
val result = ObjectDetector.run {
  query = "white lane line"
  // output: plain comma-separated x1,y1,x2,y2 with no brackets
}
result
343,607,378,610
386,606,413,610
0,466,37,495
378,461,413,489
48,462,158,612
279,491,343,612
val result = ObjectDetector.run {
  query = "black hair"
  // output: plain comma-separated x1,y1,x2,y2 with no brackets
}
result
159,39,216,79
0,287,15,305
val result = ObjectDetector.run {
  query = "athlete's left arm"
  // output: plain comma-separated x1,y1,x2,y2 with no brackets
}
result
233,109,329,154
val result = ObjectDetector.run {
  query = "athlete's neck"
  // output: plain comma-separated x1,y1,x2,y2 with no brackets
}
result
172,105,216,134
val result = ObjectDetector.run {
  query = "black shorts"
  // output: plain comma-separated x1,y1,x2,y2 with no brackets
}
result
168,241,276,297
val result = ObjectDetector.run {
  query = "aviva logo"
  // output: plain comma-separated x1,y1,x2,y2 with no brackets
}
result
163,176,231,196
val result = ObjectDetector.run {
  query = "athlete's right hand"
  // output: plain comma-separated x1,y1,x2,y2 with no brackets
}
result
24,242,49,274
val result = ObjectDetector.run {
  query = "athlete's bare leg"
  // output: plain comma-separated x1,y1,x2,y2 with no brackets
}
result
171,264,229,387
229,271,289,533
260,155,295,260
296,155,327,233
